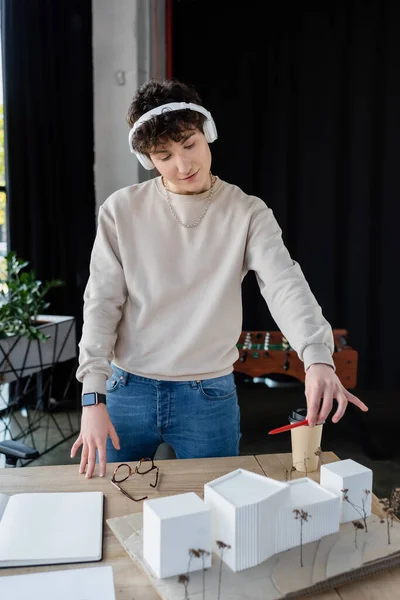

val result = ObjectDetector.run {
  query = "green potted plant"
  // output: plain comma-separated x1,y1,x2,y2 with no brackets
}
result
0,251,64,341
0,252,76,383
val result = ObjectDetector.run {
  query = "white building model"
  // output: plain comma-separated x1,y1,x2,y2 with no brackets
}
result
142,459,373,578
320,458,373,524
204,469,340,572
143,492,212,579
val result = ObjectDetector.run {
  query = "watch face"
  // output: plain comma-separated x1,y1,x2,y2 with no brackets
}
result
82,392,97,406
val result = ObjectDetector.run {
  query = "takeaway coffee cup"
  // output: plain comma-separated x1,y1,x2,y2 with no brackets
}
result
289,408,323,473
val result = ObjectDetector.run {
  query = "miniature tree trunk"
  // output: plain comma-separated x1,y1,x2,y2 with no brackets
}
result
353,521,364,549
379,494,398,545
293,509,311,568
197,549,210,600
216,541,231,600
300,519,304,566
315,447,323,470
178,574,190,600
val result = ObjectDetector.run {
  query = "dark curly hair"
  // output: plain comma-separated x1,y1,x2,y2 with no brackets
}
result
127,79,207,155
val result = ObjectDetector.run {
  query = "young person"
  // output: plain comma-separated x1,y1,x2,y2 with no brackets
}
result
71,79,368,479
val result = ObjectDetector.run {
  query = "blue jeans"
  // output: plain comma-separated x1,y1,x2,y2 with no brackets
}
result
105,364,241,462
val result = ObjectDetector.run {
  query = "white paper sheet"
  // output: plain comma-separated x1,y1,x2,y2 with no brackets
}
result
0,565,116,600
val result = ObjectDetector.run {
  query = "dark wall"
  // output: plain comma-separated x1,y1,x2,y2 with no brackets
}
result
1,0,95,336
171,0,400,390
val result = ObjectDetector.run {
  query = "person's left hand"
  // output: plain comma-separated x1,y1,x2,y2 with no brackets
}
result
305,363,368,427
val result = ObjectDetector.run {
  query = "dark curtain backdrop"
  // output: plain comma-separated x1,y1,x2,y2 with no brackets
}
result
1,0,95,337
172,0,400,390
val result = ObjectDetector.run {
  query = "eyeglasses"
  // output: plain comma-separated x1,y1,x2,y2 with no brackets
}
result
111,457,159,502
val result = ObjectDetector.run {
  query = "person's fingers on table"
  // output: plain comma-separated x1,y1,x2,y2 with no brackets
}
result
345,388,369,412
70,434,82,460
85,442,97,479
79,443,89,475
305,384,323,427
331,390,348,423
97,444,107,478
108,423,120,451
317,387,334,425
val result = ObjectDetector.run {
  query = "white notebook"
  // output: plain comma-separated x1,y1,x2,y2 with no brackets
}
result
0,491,104,568
0,565,116,600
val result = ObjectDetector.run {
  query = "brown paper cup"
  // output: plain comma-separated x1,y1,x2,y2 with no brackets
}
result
289,408,323,473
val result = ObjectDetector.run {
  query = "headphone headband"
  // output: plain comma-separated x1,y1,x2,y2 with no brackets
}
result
133,102,211,132
128,101,218,169
129,102,213,153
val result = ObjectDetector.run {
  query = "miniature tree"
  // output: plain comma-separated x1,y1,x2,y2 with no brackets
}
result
361,489,371,530
380,498,395,545
293,509,311,567
314,447,324,468
303,454,308,477
216,540,231,600
178,543,228,600
179,548,211,600
292,452,309,476
341,488,371,532
284,465,296,481
198,549,210,600
179,549,199,600
178,574,190,600
352,520,364,549
391,488,400,518
379,488,400,545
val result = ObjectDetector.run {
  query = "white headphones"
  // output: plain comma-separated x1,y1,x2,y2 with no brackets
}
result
128,101,218,170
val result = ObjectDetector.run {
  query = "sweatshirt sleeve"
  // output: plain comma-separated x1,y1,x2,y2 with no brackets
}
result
76,202,128,394
245,197,335,371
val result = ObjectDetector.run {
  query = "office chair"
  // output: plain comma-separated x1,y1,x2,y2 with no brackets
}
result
0,440,39,468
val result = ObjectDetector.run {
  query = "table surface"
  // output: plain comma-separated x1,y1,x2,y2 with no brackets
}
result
0,451,397,600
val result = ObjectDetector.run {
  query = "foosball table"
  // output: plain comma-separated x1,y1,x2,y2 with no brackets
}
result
233,329,358,388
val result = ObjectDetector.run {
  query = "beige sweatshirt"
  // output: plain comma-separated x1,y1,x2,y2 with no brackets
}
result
77,176,334,395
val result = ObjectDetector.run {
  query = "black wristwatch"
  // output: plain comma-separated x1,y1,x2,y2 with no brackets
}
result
82,392,107,407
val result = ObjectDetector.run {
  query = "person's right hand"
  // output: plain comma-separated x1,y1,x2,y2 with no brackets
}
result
70,404,120,479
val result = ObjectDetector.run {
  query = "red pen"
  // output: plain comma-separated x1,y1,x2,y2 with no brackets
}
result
268,419,309,435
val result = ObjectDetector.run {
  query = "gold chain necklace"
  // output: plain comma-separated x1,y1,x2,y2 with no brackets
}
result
162,174,216,228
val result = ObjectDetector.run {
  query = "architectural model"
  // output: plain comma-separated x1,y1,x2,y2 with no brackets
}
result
142,459,374,579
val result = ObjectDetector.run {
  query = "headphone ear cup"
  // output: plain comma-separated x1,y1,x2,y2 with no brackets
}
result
135,152,154,170
203,117,218,143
